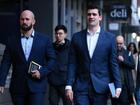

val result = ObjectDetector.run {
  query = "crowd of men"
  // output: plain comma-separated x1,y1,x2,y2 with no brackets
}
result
0,2,140,105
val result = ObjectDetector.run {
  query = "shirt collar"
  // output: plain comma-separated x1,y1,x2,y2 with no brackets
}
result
21,30,35,38
55,39,65,45
87,27,100,36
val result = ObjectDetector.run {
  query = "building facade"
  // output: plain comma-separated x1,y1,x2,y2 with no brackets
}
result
0,0,133,43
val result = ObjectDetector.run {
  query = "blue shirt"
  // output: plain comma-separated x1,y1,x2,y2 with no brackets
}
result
21,31,34,61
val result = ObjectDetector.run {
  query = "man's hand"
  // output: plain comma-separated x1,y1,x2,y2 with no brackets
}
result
118,55,124,62
115,88,121,98
31,70,40,79
0,86,4,94
65,89,73,102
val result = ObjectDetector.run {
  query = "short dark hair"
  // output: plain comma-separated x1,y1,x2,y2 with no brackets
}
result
87,3,102,16
127,42,137,54
55,25,67,33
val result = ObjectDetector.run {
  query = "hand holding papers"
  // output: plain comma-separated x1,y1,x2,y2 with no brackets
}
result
28,61,41,74
108,83,121,98
28,61,41,79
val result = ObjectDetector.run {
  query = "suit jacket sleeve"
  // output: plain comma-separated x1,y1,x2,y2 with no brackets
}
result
110,36,122,89
0,44,12,86
39,37,56,78
66,34,76,86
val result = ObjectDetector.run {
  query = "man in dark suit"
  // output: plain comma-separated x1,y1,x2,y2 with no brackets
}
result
111,35,135,105
48,25,72,105
0,10,56,105
65,4,122,105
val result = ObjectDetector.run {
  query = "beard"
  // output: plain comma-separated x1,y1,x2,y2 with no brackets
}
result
20,24,33,32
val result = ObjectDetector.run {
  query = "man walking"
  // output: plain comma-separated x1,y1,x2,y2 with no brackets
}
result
0,10,55,105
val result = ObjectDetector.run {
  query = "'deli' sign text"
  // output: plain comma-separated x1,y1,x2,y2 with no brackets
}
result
109,4,130,21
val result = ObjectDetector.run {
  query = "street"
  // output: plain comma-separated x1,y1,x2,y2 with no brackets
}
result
0,87,112,105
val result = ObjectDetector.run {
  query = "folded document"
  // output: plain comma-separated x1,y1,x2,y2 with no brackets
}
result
108,83,116,97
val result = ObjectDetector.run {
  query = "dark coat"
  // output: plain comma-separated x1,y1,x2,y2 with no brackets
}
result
0,31,56,94
48,39,70,86
118,49,135,94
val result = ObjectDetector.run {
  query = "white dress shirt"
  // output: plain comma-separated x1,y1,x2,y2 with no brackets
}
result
87,27,100,58
21,31,34,61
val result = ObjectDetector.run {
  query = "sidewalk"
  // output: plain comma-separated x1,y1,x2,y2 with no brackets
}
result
0,88,12,105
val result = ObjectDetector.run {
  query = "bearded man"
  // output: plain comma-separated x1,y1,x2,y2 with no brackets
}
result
0,10,56,105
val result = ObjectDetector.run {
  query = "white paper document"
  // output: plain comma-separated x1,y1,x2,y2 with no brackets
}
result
108,83,116,97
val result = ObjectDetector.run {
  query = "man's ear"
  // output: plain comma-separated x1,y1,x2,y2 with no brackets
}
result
99,16,102,21
33,19,36,25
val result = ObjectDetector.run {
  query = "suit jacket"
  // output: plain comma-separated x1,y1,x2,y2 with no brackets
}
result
0,31,56,94
67,28,122,94
48,39,70,86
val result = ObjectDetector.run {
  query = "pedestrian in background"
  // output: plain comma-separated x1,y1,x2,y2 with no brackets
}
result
0,10,56,105
48,25,72,105
127,42,137,87
127,42,137,105
111,35,135,105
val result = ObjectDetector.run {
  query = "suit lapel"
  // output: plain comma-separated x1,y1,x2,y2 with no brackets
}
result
91,29,105,60
16,35,27,63
81,29,91,60
15,32,39,63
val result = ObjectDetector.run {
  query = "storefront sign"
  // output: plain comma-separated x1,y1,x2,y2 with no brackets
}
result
109,4,130,21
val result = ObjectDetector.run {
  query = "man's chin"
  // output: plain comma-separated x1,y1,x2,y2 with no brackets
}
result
21,27,32,32
88,23,97,27
21,28,30,32
21,24,32,32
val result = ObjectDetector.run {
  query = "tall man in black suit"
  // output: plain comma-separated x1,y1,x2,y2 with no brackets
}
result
65,4,122,105
0,10,56,105
111,35,135,105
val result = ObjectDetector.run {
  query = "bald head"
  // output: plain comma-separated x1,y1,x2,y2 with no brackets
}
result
20,10,35,20
20,10,35,33
116,35,125,50
116,35,124,43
